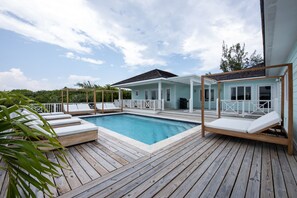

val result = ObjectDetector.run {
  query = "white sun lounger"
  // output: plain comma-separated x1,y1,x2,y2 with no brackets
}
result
43,114,72,120
39,112,64,116
47,118,82,128
205,111,281,134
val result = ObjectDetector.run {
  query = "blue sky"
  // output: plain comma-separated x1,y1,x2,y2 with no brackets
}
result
0,0,262,91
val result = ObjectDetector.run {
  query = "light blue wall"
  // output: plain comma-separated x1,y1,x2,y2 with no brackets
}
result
286,41,297,148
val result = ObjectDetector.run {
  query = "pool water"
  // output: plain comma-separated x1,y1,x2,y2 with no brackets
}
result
83,114,199,145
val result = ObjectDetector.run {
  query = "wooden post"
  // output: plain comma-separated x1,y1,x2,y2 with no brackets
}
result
201,76,205,137
102,90,104,113
61,90,64,112
121,89,123,112
66,88,69,113
287,64,293,155
86,91,88,103
218,82,221,118
93,89,96,115
111,92,113,102
281,76,284,122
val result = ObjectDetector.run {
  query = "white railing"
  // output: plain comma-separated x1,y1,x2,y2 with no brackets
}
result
31,103,63,113
114,99,164,111
219,99,277,117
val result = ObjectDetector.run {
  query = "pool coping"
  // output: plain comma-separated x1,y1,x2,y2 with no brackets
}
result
80,112,201,153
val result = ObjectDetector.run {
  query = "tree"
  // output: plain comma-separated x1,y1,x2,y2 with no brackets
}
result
220,41,263,72
0,91,64,197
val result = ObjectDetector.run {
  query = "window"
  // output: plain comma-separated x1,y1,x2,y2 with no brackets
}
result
135,90,139,96
200,89,214,101
151,90,157,100
259,86,271,108
231,86,251,100
145,90,148,100
166,88,170,101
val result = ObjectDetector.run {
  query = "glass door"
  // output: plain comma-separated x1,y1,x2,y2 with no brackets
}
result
259,86,271,108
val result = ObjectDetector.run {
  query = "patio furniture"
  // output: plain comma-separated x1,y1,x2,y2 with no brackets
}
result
47,117,82,128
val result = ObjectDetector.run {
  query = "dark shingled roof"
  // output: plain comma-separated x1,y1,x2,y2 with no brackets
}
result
207,63,265,81
112,69,177,86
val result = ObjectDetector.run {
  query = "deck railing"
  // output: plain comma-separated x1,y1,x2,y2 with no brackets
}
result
219,98,278,116
114,99,164,111
31,103,63,113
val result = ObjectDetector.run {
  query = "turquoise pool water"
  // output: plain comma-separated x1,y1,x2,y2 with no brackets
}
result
83,114,199,145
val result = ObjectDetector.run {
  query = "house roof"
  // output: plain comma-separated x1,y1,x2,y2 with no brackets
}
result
207,63,265,81
112,69,177,86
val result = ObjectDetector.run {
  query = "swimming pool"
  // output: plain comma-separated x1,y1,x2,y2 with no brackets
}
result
82,114,199,145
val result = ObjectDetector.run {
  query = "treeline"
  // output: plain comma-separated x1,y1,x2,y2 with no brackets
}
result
10,87,131,103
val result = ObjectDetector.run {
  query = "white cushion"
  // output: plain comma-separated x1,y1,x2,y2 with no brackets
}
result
47,118,82,127
54,124,98,136
64,104,78,112
205,118,252,133
247,111,281,133
43,114,72,120
77,103,91,110
20,109,43,125
40,112,64,116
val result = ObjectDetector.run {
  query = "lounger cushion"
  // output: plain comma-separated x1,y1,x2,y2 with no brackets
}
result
247,111,281,133
40,112,64,116
77,103,91,110
64,104,78,112
205,118,252,133
43,114,72,120
54,124,98,136
47,118,82,127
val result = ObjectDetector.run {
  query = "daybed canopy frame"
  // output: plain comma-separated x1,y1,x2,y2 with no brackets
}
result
61,88,123,115
201,63,293,155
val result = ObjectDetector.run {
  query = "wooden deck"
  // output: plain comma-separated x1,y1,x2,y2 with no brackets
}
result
1,131,297,197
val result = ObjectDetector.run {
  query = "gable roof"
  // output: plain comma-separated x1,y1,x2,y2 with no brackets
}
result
112,69,177,86
207,63,265,81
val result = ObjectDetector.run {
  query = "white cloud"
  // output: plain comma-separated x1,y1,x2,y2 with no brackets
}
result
0,68,54,91
67,74,100,83
65,52,104,65
0,0,262,70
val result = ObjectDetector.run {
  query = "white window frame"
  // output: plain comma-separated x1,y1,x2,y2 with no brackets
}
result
230,85,252,101
166,88,171,102
135,90,139,96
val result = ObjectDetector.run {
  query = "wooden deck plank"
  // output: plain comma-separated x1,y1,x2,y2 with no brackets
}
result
271,144,288,198
134,135,219,198
68,147,101,180
92,141,129,166
74,145,109,176
167,137,231,198
215,140,249,197
55,151,82,190
122,134,218,198
245,141,262,198
199,139,242,197
63,150,91,185
260,143,274,198
86,142,123,168
277,145,297,197
46,152,71,195
285,148,297,183
68,132,202,198
184,138,239,198
230,141,255,197
92,133,210,197
80,144,116,172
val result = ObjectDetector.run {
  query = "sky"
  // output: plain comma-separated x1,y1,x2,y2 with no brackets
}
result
0,0,263,91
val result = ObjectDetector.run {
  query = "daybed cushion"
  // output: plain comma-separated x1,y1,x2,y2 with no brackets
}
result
54,124,98,136
47,118,82,127
205,118,252,133
64,104,78,112
77,103,91,110
43,114,72,120
247,111,281,133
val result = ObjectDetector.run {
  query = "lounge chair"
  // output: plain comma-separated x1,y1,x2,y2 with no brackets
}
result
42,114,72,120
97,102,121,113
39,112,64,116
204,111,287,145
32,123,98,149
63,103,94,115
47,117,82,128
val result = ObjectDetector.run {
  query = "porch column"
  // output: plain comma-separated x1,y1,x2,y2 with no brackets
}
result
158,81,162,108
189,79,193,113
208,84,211,110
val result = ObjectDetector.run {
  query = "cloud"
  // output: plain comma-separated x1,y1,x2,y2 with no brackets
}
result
0,68,54,91
67,74,100,83
65,52,104,65
0,0,262,70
